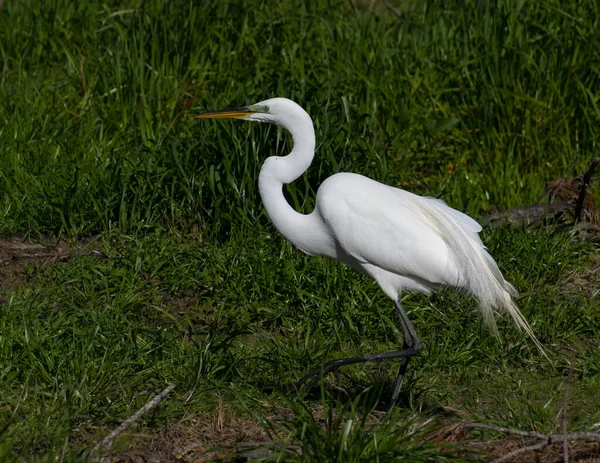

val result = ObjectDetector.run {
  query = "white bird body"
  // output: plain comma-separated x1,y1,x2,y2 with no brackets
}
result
251,98,528,334
315,173,464,293
196,97,543,401
273,171,460,288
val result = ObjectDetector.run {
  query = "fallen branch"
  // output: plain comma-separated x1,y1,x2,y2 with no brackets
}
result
464,422,600,442
490,441,548,463
482,201,571,228
483,156,600,229
463,422,600,462
88,384,175,460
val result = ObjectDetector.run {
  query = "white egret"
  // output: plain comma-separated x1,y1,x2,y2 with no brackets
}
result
195,97,543,403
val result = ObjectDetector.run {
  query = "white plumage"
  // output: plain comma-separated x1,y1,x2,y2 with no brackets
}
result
196,97,543,402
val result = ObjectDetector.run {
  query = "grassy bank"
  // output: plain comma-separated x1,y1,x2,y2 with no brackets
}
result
1,0,599,461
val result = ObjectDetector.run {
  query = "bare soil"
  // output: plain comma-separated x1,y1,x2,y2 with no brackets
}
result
97,410,600,462
0,235,102,299
0,236,68,298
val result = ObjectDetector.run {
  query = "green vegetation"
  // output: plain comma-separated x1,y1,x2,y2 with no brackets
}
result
0,0,599,461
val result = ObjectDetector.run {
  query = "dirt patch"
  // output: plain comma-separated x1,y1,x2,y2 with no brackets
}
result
95,403,387,462
97,412,600,463
0,235,101,297
100,409,275,462
427,422,600,463
472,438,600,463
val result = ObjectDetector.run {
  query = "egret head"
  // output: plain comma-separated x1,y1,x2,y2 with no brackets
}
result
195,97,310,128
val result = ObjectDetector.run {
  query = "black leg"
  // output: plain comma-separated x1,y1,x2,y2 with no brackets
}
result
390,299,423,403
294,299,423,403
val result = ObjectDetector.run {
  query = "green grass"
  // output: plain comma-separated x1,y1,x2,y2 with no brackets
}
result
1,0,599,461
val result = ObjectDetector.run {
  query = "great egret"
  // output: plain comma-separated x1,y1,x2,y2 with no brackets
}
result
195,97,543,403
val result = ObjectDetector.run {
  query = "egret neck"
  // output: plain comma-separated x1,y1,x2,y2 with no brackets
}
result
257,111,332,256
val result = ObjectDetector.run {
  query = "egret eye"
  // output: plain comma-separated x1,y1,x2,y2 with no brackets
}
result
254,104,269,113
248,103,269,113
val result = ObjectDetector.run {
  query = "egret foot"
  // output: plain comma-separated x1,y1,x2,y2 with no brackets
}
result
293,299,422,404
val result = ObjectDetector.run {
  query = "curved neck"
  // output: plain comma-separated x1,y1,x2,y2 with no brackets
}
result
258,117,332,256
267,112,316,183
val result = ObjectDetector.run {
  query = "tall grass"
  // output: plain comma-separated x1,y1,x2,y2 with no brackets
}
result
0,0,599,460
1,0,599,237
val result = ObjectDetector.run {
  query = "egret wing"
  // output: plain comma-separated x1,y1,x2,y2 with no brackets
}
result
317,173,460,286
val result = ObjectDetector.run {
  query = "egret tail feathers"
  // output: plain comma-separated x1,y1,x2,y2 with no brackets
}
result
420,197,546,356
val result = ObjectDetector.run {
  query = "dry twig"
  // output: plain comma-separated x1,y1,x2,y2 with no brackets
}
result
491,441,549,463
482,202,572,228
463,422,600,462
484,156,600,229
88,384,175,460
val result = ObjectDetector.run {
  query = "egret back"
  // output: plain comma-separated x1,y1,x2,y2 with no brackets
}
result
315,172,542,351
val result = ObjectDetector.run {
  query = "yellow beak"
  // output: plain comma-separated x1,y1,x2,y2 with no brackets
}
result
194,107,253,119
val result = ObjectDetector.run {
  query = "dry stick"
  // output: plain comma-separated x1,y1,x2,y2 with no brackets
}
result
574,156,600,222
464,422,600,462
464,423,600,442
464,423,547,440
88,384,175,459
482,201,571,228
490,441,549,463
485,156,600,229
